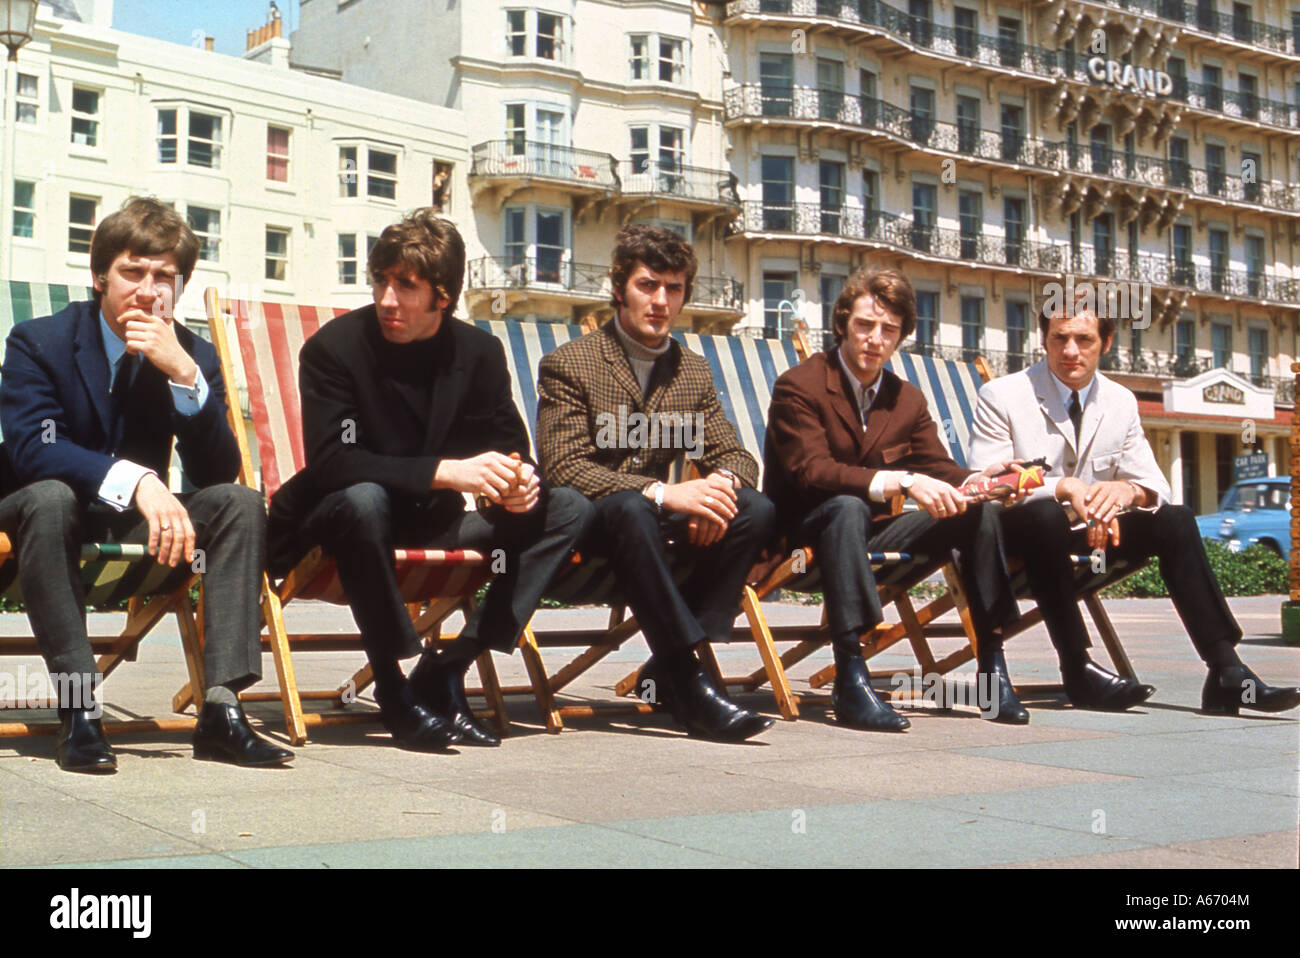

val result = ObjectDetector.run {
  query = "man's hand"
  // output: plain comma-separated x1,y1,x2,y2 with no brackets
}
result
1056,477,1122,550
662,475,738,526
907,474,967,519
133,473,195,567
687,515,727,547
1083,479,1138,526
434,451,520,503
121,309,199,386
500,460,541,514
962,459,1033,504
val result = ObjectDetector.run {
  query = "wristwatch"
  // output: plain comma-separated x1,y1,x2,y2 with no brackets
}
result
898,472,916,496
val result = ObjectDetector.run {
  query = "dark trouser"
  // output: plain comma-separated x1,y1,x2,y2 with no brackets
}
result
792,494,1019,659
577,487,776,656
1000,500,1239,667
303,483,590,664
0,478,265,693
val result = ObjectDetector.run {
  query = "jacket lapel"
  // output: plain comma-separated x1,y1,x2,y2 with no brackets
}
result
1029,361,1077,454
823,352,866,447
72,304,114,440
600,321,649,410
1076,374,1106,459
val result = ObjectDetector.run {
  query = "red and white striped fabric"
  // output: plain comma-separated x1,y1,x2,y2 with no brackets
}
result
294,550,489,603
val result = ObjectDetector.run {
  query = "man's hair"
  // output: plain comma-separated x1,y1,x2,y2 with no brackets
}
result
1037,287,1116,347
830,267,917,346
368,208,466,318
90,197,200,300
608,224,698,308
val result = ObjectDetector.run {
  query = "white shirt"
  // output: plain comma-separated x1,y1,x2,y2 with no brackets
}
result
836,346,898,502
96,310,211,511
1049,370,1095,416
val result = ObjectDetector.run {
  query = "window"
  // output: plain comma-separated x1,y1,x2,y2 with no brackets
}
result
960,296,984,361
503,206,568,284
15,73,37,124
820,160,844,234
1093,214,1114,275
763,272,797,337
859,68,878,125
1167,57,1187,99
1203,64,1223,111
1245,234,1264,296
1208,227,1228,291
1171,223,1193,283
958,190,982,259
339,145,398,200
1004,196,1025,265
1211,321,1232,368
13,180,35,238
659,37,684,83
1000,103,1024,162
954,8,978,59
908,0,934,47
863,168,880,237
506,10,526,56
909,85,935,143
187,205,221,261
1168,136,1190,188
71,87,100,147
997,17,1021,68
1006,301,1029,371
537,12,562,59
1175,317,1194,361
630,35,650,80
338,234,378,285
1197,0,1215,31
1238,72,1258,121
157,109,178,163
1232,2,1251,41
265,227,289,282
762,155,794,231
911,181,936,252
956,95,980,153
1248,327,1268,381
505,104,527,155
187,112,222,168
760,53,793,116
817,58,844,120
914,291,937,348
1241,150,1261,203
1090,123,1112,176
819,274,843,330
267,126,290,182
68,195,97,253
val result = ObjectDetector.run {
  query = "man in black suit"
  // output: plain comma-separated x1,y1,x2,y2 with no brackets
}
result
271,210,589,750
0,196,292,772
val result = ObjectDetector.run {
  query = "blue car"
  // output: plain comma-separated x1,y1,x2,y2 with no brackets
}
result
1195,476,1291,561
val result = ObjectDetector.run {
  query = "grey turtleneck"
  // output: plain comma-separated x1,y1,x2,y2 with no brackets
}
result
612,314,672,396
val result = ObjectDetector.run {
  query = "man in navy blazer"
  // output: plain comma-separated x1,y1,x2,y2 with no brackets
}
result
0,197,292,772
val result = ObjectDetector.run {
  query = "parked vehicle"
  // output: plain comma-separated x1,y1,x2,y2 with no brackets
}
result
1195,476,1290,560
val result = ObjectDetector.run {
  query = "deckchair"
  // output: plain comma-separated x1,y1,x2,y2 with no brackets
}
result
187,290,501,745
0,282,208,738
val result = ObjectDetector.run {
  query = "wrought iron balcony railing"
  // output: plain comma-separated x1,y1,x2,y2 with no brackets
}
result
471,140,620,191
1064,247,1300,303
465,256,743,311
1168,80,1298,127
1187,168,1300,208
1100,346,1296,404
1110,0,1298,55
616,160,740,207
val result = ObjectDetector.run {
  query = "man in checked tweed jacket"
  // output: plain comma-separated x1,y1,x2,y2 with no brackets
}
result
537,226,775,742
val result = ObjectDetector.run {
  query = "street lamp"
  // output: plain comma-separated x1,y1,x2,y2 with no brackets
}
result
0,0,38,281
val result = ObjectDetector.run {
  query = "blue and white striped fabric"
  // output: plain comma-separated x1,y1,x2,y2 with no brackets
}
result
884,350,984,469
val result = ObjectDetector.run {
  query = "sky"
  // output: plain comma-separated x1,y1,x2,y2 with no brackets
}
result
111,0,301,57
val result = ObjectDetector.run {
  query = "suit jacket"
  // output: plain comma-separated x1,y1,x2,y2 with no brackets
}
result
764,349,971,532
968,360,1171,506
269,305,532,571
536,320,757,498
0,300,239,502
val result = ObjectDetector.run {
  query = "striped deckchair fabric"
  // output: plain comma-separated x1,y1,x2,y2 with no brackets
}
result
884,350,984,468
0,283,210,738
288,549,489,604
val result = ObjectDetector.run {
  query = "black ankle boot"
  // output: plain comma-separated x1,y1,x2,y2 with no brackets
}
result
1202,663,1300,715
411,655,500,746
977,645,1029,725
832,656,909,731
55,707,116,773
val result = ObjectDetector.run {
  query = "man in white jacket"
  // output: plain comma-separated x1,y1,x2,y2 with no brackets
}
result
970,299,1300,717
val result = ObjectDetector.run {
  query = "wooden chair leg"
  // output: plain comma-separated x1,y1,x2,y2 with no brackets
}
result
740,585,799,719
518,625,563,733
1083,591,1138,680
475,650,510,737
261,578,308,746
173,588,207,710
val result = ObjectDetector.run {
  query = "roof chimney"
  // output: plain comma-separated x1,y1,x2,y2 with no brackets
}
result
244,2,290,68
204,35,214,52
245,3,284,52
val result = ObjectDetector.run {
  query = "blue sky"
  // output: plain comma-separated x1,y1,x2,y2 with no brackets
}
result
111,0,301,57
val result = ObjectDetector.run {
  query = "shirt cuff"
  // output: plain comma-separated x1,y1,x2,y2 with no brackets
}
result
169,366,209,417
98,460,156,512
868,470,901,503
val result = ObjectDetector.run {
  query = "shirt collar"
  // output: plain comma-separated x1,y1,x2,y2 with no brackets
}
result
1049,368,1095,409
836,345,882,415
99,310,128,370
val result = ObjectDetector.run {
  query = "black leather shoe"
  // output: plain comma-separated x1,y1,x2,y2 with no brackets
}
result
1202,664,1300,716
412,657,500,747
56,708,117,774
1063,660,1155,711
642,656,774,742
977,647,1029,725
376,684,462,751
192,702,294,767
832,656,909,731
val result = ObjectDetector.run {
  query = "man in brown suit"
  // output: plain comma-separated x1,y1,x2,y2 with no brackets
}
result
537,226,775,742
766,267,1038,729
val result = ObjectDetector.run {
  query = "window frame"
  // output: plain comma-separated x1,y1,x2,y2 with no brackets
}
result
337,142,401,202
186,204,222,262
12,179,36,239
68,194,98,254
265,226,291,284
15,72,37,125
70,86,101,149
266,124,291,183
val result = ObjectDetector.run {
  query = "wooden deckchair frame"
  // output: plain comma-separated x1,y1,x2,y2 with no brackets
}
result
193,288,509,745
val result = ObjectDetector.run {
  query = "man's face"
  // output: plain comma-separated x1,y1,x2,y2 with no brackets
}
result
838,293,902,385
372,267,449,343
1045,310,1110,392
94,250,179,338
616,262,686,348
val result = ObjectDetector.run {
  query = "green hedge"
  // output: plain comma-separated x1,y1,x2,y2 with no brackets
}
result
1101,540,1289,598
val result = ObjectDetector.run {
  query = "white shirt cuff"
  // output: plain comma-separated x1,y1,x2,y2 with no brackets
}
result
869,470,902,503
169,366,209,417
98,460,156,512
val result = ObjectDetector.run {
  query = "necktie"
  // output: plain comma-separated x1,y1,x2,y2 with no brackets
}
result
861,386,873,429
110,353,136,409
1068,390,1082,444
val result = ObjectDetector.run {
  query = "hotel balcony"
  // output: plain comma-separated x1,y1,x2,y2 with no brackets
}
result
469,140,620,211
1098,345,1296,406
463,256,744,322
1055,0,1300,62
1165,78,1300,133
613,160,740,225
1064,246,1300,309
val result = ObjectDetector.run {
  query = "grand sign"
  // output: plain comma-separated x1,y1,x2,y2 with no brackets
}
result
1088,57,1174,96
1203,382,1245,405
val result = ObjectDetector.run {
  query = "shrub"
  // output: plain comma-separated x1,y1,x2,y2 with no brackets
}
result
1101,540,1288,598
